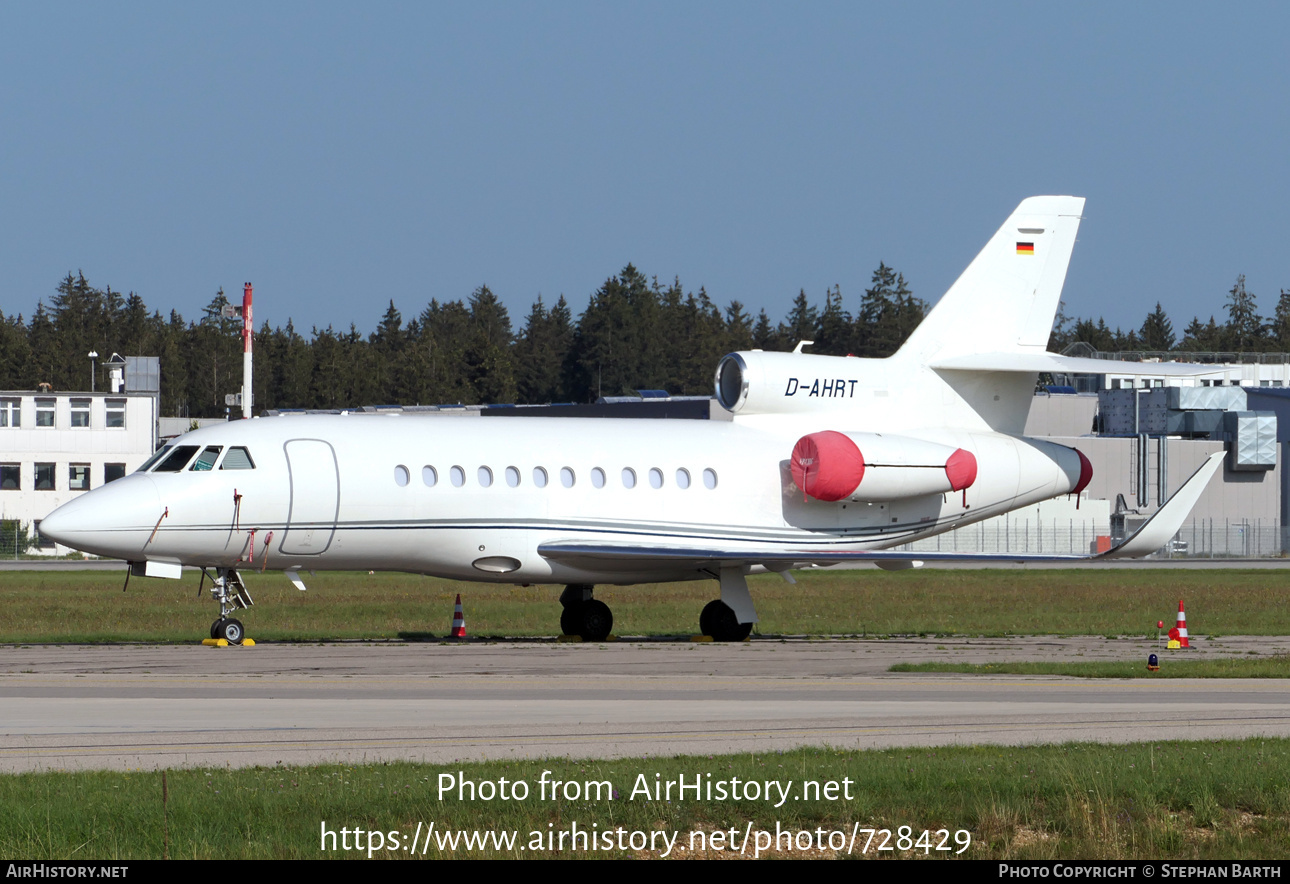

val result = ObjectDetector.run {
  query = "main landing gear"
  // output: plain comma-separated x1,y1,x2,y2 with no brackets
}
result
558,567,759,642
559,584,613,641
208,568,253,645
699,599,752,642
699,566,757,642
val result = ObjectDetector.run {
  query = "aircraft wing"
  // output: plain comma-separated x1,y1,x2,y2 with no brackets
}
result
538,453,1224,571
931,352,1228,377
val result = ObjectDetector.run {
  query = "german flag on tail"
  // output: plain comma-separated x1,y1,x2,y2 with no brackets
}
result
1016,242,1035,256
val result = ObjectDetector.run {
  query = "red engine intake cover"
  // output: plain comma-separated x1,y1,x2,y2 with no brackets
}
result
791,431,865,501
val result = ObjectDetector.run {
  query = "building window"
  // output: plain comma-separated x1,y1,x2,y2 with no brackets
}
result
69,464,90,491
0,399,19,427
33,520,56,549
0,464,18,489
35,463,55,490
35,399,54,427
105,463,126,483
106,399,126,428
70,399,90,428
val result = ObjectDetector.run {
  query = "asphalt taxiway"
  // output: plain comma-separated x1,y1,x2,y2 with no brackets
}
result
2,636,1288,772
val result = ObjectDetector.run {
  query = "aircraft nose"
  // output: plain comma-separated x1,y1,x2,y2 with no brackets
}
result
39,475,162,558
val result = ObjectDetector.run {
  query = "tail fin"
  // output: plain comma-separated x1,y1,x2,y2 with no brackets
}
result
896,196,1085,365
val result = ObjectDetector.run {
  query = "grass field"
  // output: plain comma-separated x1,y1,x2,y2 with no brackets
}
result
1,567,1289,642
2,740,1288,860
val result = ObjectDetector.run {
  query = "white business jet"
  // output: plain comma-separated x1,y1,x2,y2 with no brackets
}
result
39,196,1223,643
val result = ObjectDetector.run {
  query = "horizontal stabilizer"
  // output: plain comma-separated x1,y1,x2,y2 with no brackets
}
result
932,352,1229,378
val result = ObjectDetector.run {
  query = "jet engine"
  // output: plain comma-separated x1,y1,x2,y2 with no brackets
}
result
790,430,977,502
715,350,882,416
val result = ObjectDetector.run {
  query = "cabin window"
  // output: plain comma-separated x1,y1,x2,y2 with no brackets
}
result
621,468,636,489
505,466,520,487
69,464,90,490
649,468,663,489
154,446,200,472
422,466,437,487
138,447,171,473
220,447,256,470
478,466,493,487
0,399,19,427
394,465,410,487
105,463,126,483
450,466,466,487
35,463,55,490
190,446,222,471
591,467,606,488
533,467,548,488
703,468,718,489
676,468,691,489
106,399,126,428
560,467,575,488
35,399,55,427
1,464,19,489
70,399,91,428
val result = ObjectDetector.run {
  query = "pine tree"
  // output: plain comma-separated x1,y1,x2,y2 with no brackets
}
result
779,290,818,351
856,264,925,357
1225,274,1265,351
1272,289,1290,351
1138,302,1176,351
814,285,852,355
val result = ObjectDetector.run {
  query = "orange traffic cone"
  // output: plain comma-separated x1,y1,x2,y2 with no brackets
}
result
450,594,466,639
1174,599,1190,648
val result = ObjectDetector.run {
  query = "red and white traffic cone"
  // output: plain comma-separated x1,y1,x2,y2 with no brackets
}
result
1174,599,1190,648
450,594,466,639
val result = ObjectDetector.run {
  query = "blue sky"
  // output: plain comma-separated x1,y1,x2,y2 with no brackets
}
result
2,3,1287,338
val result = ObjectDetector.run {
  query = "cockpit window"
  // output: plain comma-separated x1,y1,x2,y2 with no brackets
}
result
153,445,200,472
136,446,171,473
220,447,256,470
190,446,223,471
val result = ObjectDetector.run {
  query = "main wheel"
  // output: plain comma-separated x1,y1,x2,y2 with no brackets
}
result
578,599,613,641
218,618,244,645
701,600,752,642
560,602,584,637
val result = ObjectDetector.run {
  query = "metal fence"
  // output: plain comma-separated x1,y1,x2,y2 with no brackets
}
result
0,520,31,558
899,518,1112,556
898,517,1286,558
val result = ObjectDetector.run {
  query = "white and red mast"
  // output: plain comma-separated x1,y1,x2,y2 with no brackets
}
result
241,282,253,419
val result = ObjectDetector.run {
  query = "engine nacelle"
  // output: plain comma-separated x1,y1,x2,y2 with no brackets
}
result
790,430,977,502
716,350,883,415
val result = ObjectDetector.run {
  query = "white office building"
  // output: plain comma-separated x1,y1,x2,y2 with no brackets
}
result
0,391,159,554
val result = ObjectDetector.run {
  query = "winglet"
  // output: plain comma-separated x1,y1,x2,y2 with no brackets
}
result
1100,452,1224,559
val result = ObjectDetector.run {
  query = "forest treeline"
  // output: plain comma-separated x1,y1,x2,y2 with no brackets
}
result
0,266,1285,418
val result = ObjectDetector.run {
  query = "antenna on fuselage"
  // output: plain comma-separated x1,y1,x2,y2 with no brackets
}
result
792,340,814,354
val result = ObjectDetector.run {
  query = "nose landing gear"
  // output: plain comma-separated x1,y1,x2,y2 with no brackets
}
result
209,568,253,645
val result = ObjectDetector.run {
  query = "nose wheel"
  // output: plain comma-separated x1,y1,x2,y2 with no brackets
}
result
211,617,245,644
207,568,252,644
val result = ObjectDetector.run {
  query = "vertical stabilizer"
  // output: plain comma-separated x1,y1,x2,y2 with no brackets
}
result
896,196,1085,365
